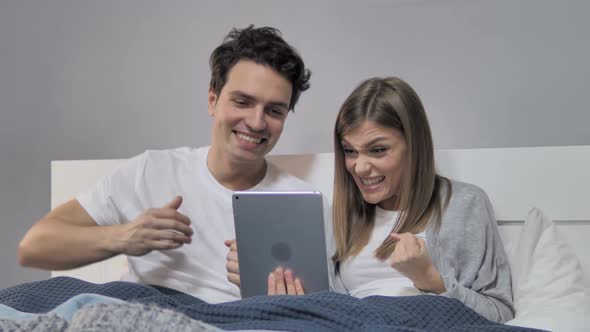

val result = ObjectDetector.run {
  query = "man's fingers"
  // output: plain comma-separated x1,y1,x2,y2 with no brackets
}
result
228,272,240,286
224,239,237,251
225,238,240,287
274,268,286,295
152,209,191,226
226,251,239,264
226,260,239,274
295,278,304,295
149,239,183,251
163,196,183,210
284,270,296,295
268,272,276,295
153,229,191,244
150,219,193,237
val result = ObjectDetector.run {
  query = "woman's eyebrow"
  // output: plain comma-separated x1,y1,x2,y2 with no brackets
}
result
365,137,388,146
341,136,387,149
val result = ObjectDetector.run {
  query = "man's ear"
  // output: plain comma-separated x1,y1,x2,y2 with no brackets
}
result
207,89,218,117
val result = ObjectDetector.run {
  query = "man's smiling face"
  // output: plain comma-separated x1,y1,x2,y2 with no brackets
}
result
208,60,292,164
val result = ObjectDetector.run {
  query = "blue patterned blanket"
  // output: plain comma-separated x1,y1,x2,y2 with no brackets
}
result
0,277,540,331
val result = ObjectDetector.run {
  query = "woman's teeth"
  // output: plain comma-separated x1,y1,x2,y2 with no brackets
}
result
361,176,384,185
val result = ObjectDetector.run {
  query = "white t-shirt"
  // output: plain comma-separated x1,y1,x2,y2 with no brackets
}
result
338,207,426,298
77,146,316,303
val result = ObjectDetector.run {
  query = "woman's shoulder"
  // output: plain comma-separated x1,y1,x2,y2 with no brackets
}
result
444,179,488,202
439,179,493,225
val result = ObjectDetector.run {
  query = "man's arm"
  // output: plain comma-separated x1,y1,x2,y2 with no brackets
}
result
19,196,193,271
18,199,123,270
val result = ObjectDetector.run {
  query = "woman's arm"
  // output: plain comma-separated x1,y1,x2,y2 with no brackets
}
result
428,182,514,323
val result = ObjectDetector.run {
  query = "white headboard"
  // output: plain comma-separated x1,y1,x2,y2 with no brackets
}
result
51,146,590,285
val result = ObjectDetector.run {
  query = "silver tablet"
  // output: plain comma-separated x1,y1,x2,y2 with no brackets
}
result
232,191,330,298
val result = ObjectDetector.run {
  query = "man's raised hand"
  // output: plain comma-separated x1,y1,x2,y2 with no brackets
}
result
116,196,193,256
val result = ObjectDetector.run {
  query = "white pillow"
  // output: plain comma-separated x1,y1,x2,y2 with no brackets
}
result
505,208,590,331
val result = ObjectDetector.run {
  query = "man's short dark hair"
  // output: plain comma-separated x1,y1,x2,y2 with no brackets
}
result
209,25,311,111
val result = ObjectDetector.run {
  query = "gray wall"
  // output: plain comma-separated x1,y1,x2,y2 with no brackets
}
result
1,0,589,288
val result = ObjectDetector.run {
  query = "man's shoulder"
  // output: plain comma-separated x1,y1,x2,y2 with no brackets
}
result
113,146,206,178
135,146,206,167
142,146,203,160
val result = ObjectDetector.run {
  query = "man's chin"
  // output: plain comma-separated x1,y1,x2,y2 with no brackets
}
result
231,149,268,164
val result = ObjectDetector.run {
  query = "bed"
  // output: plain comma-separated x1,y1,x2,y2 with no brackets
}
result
17,146,590,330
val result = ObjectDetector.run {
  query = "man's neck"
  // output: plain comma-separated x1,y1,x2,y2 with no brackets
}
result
207,147,267,191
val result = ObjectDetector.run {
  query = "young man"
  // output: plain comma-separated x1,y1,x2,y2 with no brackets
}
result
18,26,313,303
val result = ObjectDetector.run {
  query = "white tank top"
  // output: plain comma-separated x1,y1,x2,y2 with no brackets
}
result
338,206,426,298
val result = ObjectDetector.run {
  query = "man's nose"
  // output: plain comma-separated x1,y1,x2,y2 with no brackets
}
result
246,107,267,131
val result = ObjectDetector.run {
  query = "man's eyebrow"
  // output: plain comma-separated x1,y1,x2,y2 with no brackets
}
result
229,91,289,109
268,101,289,110
229,91,256,101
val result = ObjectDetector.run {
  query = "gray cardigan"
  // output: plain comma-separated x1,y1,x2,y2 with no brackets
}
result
426,180,514,323
331,180,515,323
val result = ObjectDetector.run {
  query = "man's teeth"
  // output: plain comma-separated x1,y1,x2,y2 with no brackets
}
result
361,177,384,185
236,133,263,144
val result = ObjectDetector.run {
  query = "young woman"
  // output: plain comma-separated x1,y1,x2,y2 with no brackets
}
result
330,77,513,323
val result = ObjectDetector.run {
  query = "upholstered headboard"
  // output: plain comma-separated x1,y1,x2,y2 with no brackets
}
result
51,146,590,285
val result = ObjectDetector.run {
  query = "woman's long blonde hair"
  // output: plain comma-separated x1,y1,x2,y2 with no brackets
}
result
332,77,451,266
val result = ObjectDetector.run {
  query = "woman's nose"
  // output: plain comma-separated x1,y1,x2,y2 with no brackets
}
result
355,155,372,175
